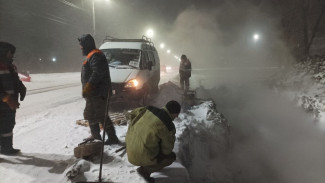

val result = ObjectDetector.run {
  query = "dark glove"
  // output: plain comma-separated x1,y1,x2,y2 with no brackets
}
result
82,82,95,98
19,84,26,101
2,95,20,110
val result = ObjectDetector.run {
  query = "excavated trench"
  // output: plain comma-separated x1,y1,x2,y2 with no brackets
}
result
150,82,240,182
153,82,325,183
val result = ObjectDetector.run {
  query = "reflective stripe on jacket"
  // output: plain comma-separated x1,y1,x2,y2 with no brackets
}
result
0,61,23,111
81,49,112,97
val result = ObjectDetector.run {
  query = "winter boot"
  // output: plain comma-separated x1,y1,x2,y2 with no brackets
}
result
89,123,102,141
136,167,155,183
0,136,20,155
104,124,120,145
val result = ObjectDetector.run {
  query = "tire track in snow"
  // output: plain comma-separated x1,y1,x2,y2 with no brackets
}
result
27,83,81,95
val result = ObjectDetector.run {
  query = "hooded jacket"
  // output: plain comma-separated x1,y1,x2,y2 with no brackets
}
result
126,106,176,166
0,42,25,111
79,34,112,97
179,59,192,78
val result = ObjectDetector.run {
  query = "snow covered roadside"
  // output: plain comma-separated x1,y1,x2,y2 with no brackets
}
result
274,55,325,127
0,72,228,183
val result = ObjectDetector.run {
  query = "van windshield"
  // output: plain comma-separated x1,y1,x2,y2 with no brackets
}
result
102,49,140,68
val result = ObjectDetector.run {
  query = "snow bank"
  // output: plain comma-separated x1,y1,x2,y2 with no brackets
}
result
176,101,230,182
274,55,325,121
200,80,325,183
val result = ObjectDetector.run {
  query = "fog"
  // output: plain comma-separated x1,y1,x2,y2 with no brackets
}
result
162,2,294,68
1,1,324,182
188,79,324,182
0,0,294,73
166,1,325,182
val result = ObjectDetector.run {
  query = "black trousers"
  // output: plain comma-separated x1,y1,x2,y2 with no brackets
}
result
0,110,16,137
83,96,115,139
180,76,190,90
142,152,176,174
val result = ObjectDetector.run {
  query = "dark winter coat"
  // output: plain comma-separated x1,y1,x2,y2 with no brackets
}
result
179,59,192,78
79,34,112,98
126,106,176,166
81,50,112,97
0,60,25,112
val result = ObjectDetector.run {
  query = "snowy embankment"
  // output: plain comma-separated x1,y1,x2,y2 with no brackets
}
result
274,55,325,122
0,72,229,183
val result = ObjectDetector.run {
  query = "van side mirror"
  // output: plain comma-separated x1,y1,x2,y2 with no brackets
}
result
148,61,153,70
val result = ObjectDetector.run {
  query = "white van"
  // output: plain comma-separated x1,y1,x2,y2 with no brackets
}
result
99,36,160,105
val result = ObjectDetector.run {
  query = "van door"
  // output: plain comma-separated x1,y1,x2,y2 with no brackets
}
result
147,51,160,91
138,51,150,90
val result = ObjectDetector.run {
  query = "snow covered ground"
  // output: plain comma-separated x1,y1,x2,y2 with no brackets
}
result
0,71,200,183
1,67,325,183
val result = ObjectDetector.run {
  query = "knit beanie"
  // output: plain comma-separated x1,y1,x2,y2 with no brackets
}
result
165,100,181,114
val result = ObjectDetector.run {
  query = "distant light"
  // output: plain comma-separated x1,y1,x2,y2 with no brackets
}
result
166,66,172,71
146,29,154,38
52,58,56,62
167,49,171,54
174,55,178,59
160,43,165,49
253,34,260,41
39,58,42,61
105,0,110,2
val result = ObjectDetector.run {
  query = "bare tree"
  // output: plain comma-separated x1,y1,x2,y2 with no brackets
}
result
277,0,325,61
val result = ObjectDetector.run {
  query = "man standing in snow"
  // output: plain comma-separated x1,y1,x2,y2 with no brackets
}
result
0,42,26,155
78,34,119,145
179,54,192,90
126,100,181,183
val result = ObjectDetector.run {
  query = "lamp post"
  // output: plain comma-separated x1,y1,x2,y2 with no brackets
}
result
92,0,96,37
92,0,111,38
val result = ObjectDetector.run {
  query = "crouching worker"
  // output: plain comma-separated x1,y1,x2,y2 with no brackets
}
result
126,100,181,183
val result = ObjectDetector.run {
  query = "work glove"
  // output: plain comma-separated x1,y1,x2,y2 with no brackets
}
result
82,82,94,98
19,84,27,101
2,95,20,110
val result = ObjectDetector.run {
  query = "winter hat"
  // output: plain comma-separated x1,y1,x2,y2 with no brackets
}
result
0,41,16,58
78,34,96,56
165,100,181,114
181,54,187,60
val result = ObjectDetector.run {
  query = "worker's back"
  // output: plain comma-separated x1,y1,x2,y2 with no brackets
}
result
126,106,176,166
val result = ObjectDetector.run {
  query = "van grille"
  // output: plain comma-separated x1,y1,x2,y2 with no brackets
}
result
111,83,126,92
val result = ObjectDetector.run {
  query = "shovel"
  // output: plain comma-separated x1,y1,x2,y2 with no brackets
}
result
77,91,112,183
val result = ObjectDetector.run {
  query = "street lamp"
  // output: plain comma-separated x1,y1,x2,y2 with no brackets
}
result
52,57,56,62
160,43,165,49
167,49,171,54
253,33,260,41
146,29,154,38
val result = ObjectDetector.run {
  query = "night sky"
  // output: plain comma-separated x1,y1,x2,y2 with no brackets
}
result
0,0,292,73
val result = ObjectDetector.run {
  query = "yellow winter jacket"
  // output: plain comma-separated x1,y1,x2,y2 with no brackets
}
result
126,106,176,166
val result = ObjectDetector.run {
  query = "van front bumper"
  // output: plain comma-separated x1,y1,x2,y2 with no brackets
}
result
110,83,144,102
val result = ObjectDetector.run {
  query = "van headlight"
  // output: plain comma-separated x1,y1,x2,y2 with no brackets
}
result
125,79,139,88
